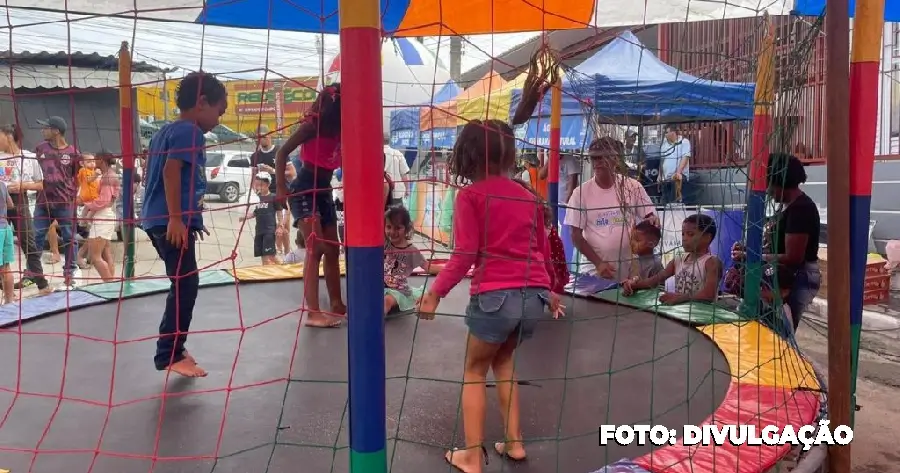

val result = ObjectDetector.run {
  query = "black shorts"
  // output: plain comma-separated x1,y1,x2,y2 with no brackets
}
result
289,165,337,228
254,233,277,257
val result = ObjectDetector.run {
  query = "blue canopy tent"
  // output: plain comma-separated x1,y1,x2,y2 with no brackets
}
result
390,80,461,166
510,31,755,128
575,31,755,125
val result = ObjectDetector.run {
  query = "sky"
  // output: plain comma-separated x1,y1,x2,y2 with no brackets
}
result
0,8,536,81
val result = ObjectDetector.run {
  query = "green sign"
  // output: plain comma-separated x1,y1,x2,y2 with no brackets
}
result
236,87,317,105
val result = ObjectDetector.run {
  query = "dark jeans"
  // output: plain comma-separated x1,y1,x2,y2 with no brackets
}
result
659,179,696,206
147,228,200,370
787,261,821,330
33,202,78,278
9,193,48,289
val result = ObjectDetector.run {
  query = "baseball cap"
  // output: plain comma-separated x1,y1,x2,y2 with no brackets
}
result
37,116,67,134
255,171,272,181
258,125,270,135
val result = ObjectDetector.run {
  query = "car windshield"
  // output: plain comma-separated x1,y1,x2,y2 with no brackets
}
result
206,153,225,168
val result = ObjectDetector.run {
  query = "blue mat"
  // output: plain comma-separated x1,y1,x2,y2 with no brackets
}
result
565,273,619,296
589,459,653,473
0,290,108,327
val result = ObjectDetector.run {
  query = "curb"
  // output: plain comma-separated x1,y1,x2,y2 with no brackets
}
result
805,297,900,336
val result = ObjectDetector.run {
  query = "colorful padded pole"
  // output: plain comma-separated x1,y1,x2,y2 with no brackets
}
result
848,0,885,426
338,1,387,472
548,77,562,222
118,41,136,279
741,18,775,318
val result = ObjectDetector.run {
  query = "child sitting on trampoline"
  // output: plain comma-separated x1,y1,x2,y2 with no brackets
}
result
627,220,663,280
418,119,564,472
622,213,722,305
281,230,307,265
383,206,436,316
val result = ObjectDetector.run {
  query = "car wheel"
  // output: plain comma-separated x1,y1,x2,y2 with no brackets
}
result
220,183,240,203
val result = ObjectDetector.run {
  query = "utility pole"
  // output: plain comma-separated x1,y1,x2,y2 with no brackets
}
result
449,37,462,81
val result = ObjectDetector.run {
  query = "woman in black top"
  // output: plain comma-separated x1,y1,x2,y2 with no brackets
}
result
733,153,821,331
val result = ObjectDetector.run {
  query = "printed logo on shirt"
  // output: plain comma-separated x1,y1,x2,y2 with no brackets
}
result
258,201,269,209
595,209,625,227
60,154,71,165
0,160,20,183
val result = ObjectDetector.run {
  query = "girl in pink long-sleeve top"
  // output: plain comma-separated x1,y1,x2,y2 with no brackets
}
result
418,119,564,473
83,152,120,282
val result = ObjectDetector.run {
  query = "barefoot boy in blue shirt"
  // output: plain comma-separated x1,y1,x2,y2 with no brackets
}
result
141,72,227,378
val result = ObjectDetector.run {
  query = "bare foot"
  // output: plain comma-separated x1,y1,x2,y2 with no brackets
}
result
305,311,342,328
494,441,527,461
166,358,207,377
183,351,197,364
38,286,54,296
330,302,347,316
444,447,485,473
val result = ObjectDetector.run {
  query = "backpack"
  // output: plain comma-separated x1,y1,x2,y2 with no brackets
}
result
548,225,570,293
513,178,569,293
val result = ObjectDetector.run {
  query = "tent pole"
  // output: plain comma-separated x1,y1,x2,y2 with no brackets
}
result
825,0,853,466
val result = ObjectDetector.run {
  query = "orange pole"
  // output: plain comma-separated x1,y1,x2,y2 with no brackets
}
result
118,41,136,279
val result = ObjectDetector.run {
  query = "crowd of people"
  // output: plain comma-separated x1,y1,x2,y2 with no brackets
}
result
138,71,821,473
0,116,129,300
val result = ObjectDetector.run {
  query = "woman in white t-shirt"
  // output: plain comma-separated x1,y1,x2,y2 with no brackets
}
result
0,124,51,294
564,137,659,281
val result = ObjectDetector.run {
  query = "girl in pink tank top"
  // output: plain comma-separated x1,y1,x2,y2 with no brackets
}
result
274,83,345,327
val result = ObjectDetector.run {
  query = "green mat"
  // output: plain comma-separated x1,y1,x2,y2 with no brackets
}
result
80,270,236,300
593,288,745,325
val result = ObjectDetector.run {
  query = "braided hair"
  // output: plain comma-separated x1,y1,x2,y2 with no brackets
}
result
449,119,516,185
304,82,341,137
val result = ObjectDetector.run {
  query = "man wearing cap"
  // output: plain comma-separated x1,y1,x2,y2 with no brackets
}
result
34,116,81,289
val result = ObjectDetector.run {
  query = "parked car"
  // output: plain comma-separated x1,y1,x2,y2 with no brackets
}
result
205,150,254,203
212,124,253,144
150,120,220,144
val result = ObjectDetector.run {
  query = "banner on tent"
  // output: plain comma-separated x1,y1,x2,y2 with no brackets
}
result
409,181,455,246
515,116,591,149
420,128,457,149
390,129,419,149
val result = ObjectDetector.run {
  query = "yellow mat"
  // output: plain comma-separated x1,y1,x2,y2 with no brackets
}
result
701,321,820,390
229,259,347,282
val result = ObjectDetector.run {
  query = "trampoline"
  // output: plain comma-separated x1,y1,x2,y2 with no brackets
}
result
0,266,822,473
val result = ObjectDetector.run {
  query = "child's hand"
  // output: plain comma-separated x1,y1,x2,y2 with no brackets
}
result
549,292,566,319
596,261,616,279
659,292,682,305
621,276,639,296
416,291,440,320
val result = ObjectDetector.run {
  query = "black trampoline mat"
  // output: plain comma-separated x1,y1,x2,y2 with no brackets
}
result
0,277,730,473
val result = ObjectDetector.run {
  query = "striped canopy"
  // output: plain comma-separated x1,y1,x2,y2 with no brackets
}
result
14,0,792,35
420,71,508,131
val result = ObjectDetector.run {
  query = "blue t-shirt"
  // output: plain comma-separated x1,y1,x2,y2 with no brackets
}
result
140,120,207,231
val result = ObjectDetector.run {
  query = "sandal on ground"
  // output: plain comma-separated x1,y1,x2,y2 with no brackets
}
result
494,441,527,461
444,445,488,473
